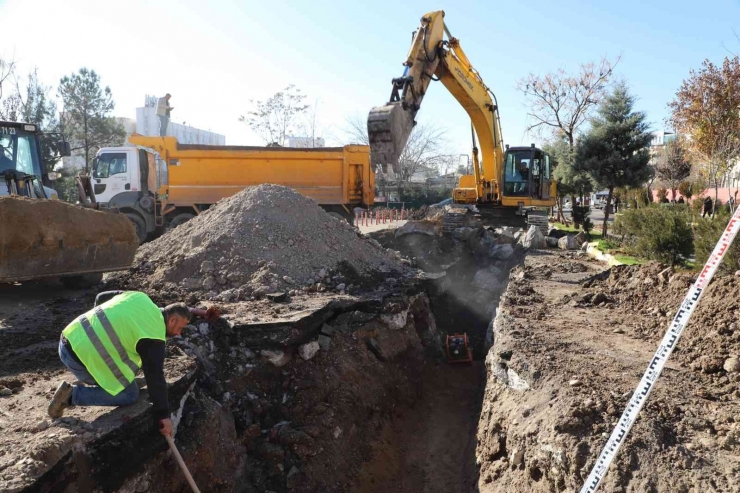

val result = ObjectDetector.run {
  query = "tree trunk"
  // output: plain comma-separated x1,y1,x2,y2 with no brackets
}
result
602,187,614,237
714,178,719,218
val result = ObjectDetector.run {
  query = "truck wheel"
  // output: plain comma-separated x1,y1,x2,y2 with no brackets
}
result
124,213,148,243
60,272,104,289
169,213,195,230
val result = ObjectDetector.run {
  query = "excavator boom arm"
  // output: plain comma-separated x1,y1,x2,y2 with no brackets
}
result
367,10,505,196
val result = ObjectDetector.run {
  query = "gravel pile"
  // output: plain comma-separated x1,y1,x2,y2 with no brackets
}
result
117,185,405,301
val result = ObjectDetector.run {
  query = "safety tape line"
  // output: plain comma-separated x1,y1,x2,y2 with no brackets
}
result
581,206,740,493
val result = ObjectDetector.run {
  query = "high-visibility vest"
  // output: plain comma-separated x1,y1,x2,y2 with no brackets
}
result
62,291,165,396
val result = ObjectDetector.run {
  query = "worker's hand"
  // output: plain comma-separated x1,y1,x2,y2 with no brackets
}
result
159,418,173,437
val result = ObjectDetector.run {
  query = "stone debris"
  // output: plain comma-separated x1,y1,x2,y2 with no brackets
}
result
522,226,547,249
298,341,320,361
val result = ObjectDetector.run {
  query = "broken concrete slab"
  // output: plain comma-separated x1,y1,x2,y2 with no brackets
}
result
394,221,437,238
472,267,504,292
266,292,288,302
490,243,514,260
522,226,547,249
558,235,580,250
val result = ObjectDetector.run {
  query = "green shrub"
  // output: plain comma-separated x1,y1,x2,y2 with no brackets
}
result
582,215,594,238
695,208,740,274
614,206,694,265
572,206,590,226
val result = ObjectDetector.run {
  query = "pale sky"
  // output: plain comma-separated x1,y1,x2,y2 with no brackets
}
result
2,0,739,159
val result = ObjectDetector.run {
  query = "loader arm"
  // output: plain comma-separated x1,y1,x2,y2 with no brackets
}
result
367,10,505,201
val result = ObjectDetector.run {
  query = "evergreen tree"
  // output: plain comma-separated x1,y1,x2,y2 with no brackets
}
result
575,83,653,235
58,68,125,172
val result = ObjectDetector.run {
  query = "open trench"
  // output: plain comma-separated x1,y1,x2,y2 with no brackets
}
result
13,226,523,493
346,228,521,493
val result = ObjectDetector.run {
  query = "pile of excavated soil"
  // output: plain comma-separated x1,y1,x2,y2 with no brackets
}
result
112,185,406,300
478,253,740,492
0,196,137,281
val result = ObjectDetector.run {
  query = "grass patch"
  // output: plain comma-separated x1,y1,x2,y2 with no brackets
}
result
614,254,645,266
551,222,603,240
597,239,620,253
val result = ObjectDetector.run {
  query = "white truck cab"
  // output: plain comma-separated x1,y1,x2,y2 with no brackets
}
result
92,146,166,242
93,147,144,203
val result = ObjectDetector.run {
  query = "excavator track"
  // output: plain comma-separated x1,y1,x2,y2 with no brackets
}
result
442,205,549,235
442,208,469,234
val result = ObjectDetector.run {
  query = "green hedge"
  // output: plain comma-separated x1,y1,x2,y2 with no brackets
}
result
695,208,740,274
614,205,694,265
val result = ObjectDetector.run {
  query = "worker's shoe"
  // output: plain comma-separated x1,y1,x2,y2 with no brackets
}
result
48,381,73,419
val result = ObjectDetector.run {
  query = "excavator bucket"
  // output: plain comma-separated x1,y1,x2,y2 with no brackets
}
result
367,102,416,175
0,196,138,283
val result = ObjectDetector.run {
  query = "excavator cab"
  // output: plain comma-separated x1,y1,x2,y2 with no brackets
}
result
502,145,552,201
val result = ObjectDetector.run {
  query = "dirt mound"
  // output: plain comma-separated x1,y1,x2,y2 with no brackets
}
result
0,196,137,282
585,262,740,378
478,253,740,492
114,185,405,300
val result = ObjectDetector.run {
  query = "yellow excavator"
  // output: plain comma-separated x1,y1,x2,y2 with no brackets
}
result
368,10,556,232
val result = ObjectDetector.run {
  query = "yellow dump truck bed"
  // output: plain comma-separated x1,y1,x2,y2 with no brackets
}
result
128,136,374,208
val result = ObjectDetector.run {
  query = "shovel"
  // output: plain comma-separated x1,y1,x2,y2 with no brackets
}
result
165,435,201,493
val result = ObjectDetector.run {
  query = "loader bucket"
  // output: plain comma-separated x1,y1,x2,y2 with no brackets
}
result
0,196,138,283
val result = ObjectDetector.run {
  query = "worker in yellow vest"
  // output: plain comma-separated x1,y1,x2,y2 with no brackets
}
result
48,291,191,437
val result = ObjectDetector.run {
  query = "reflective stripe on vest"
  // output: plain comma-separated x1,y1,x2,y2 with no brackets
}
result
76,307,145,389
77,313,130,389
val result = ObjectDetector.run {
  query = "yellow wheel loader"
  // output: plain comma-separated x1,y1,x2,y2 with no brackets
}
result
0,121,138,287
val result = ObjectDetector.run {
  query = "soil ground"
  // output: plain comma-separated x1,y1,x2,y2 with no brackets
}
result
352,361,484,493
478,250,740,492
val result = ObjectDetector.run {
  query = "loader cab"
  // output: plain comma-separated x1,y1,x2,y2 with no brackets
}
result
0,122,67,199
502,145,552,200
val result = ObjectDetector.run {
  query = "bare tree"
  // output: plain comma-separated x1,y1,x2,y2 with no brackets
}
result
301,99,321,148
518,56,620,223
0,57,18,120
654,138,692,200
518,56,620,148
239,85,309,146
344,114,448,196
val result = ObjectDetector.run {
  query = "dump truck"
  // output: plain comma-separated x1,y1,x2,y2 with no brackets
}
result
90,135,375,241
0,120,139,286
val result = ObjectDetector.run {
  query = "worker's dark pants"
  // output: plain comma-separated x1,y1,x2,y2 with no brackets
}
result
58,339,140,407
158,115,169,137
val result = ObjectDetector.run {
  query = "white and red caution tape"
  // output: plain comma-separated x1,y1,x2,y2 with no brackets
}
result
581,206,740,493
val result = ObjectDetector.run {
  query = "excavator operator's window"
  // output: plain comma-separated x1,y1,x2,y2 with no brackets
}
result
503,150,530,197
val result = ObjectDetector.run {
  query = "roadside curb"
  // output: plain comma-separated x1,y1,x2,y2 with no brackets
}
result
585,242,624,266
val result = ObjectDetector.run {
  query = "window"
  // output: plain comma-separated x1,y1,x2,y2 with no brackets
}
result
0,135,13,172
94,153,127,178
0,133,42,177
16,135,35,175
503,150,531,196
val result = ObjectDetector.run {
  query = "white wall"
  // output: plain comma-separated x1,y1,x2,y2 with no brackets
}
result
135,106,225,145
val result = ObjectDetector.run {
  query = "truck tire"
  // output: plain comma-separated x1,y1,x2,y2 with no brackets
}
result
125,213,148,243
169,213,195,230
60,272,104,289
